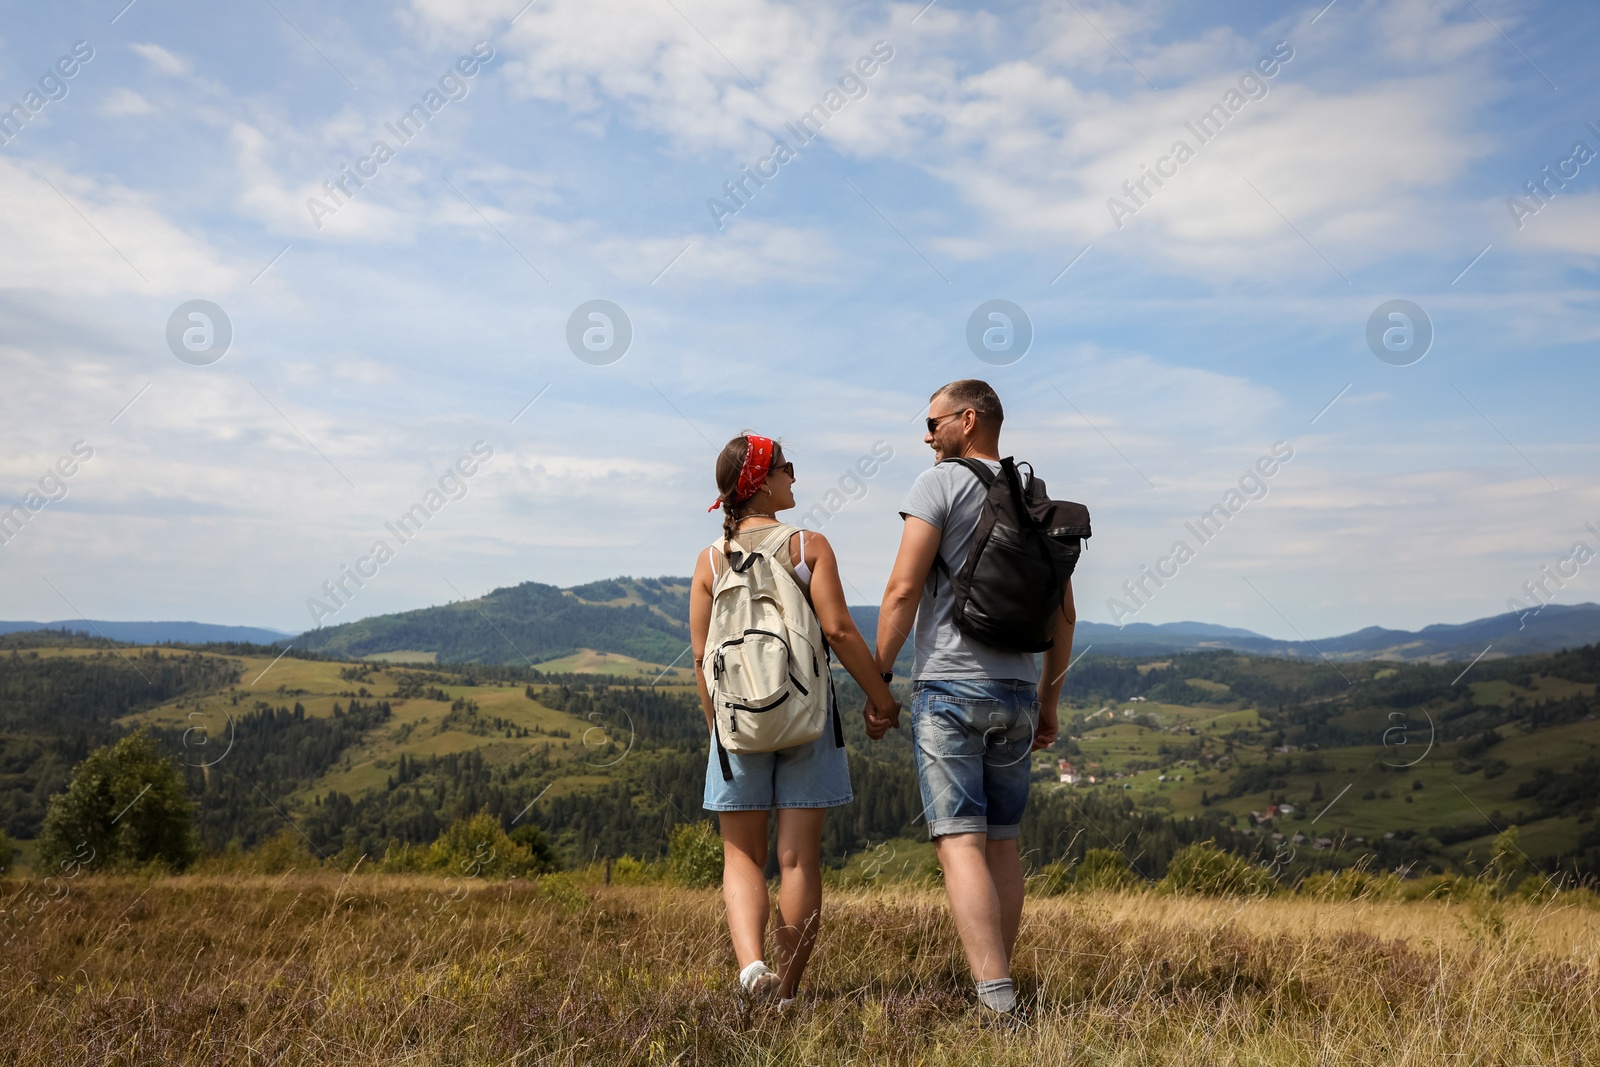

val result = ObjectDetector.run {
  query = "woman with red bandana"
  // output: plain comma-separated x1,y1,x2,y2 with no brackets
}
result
690,433,900,1010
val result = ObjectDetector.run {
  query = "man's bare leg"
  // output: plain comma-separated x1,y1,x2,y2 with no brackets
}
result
933,831,1010,981
986,837,1025,963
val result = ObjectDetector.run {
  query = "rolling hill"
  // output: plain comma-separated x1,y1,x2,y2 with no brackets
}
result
292,577,691,665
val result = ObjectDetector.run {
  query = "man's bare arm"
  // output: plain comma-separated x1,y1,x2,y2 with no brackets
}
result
876,516,942,674
1034,579,1076,750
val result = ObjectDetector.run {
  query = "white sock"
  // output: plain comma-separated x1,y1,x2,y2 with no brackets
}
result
975,977,1016,1013
739,960,777,994
778,996,797,1011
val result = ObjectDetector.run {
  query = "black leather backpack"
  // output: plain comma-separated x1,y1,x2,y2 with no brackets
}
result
932,457,1091,652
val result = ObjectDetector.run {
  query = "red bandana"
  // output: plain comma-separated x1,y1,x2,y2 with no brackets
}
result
708,434,774,512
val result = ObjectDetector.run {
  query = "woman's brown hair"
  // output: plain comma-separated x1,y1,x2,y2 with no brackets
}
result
714,434,785,554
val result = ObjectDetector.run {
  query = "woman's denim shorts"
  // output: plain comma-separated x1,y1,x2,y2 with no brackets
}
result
910,678,1039,839
702,709,853,812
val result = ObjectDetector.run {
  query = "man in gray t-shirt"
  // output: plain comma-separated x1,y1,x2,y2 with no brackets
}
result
898,458,1040,685
870,379,1077,1020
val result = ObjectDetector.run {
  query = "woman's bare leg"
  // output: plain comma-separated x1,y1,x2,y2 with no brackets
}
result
772,807,826,998
719,810,772,968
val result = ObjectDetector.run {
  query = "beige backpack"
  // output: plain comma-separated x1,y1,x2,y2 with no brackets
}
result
704,523,840,779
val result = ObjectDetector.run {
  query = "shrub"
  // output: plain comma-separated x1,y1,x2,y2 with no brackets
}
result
1514,872,1564,904
1076,848,1137,892
536,870,588,911
332,839,366,873
508,823,559,874
1030,861,1074,896
1399,872,1491,903
1488,826,1525,879
1032,850,1139,894
667,821,723,888
0,829,13,876
1297,867,1401,901
378,839,429,874
609,855,665,885
192,838,249,874
373,816,556,877
38,729,197,872
1159,843,1275,897
251,827,321,874
426,811,549,878
1556,885,1600,909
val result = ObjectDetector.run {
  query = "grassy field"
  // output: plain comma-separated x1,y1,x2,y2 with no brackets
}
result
2,873,1596,1065
534,648,688,679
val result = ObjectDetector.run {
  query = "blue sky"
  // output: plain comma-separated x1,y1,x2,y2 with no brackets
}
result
1,0,1597,640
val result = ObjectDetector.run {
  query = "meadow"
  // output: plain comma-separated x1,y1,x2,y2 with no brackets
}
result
2,868,1596,1066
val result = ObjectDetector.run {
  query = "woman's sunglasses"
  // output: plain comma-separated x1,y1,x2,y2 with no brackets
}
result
771,461,795,477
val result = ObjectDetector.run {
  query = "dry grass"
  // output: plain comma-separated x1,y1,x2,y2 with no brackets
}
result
2,872,1597,1065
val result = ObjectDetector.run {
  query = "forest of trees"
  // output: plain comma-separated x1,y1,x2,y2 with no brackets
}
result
7,630,1600,880
0,646,239,840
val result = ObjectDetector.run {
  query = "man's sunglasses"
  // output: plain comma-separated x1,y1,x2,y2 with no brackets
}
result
926,410,968,435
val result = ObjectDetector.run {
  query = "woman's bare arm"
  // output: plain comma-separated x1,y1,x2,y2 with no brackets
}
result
689,547,716,733
792,532,898,717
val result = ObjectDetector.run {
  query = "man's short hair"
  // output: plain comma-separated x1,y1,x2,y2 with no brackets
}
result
931,379,1003,425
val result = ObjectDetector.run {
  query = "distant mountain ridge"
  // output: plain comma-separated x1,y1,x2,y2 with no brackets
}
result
0,620,292,645
8,582,1598,667
1074,602,1600,663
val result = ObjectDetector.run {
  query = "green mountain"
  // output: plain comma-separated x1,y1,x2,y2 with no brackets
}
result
292,577,691,665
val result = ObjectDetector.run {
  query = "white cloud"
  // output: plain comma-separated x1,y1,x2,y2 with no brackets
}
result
98,88,152,116
419,0,1511,283
1511,191,1600,260
411,0,887,153
129,43,192,76
595,221,844,287
0,159,242,296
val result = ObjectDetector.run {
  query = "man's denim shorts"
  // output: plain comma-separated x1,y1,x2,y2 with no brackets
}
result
702,722,853,811
910,678,1039,840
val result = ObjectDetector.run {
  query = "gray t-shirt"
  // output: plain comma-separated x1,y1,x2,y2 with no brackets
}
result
899,460,1041,683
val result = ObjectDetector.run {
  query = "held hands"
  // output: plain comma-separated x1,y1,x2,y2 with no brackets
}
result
1031,703,1059,751
862,693,902,741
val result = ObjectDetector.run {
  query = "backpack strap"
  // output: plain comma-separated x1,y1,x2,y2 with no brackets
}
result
930,458,998,593
940,455,997,488
714,722,734,781
830,677,844,748
710,523,797,574
752,522,799,558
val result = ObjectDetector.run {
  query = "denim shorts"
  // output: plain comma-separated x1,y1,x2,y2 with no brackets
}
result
911,678,1039,840
702,709,853,811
